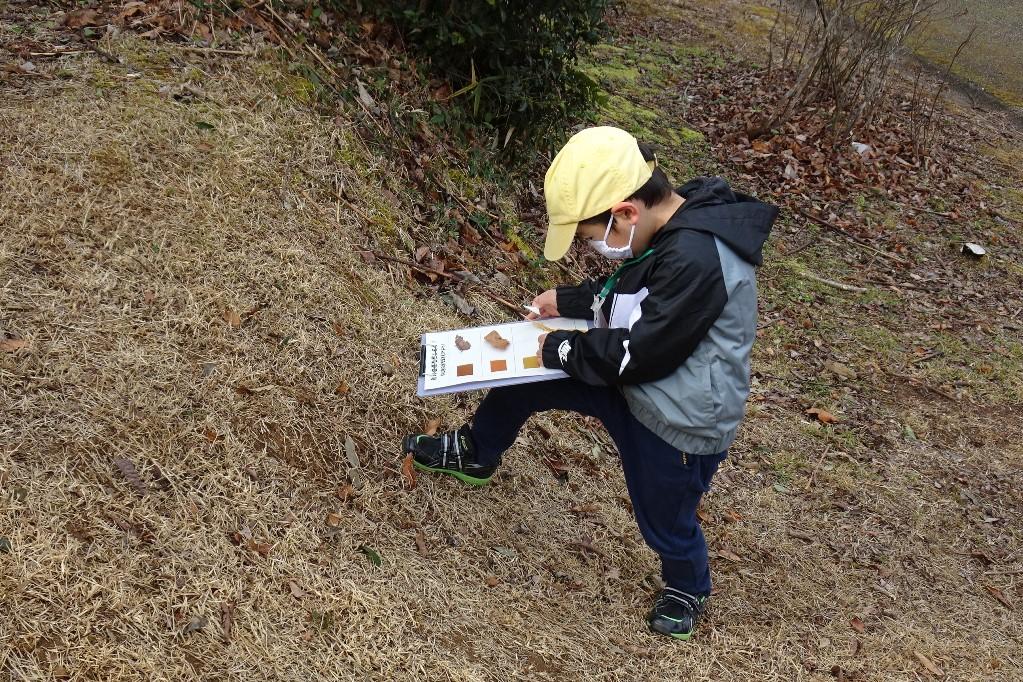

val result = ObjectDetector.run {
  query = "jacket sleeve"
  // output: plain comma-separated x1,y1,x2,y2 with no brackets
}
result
554,278,605,320
541,254,727,386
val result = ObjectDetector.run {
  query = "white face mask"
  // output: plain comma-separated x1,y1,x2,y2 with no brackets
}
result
588,213,635,260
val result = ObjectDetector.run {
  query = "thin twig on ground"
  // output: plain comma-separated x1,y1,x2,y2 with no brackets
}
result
796,270,869,293
796,208,910,265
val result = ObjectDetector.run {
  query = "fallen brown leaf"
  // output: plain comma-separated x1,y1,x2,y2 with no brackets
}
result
117,1,147,22
970,550,993,566
454,335,471,351
63,8,101,28
620,643,654,658
850,616,865,633
788,529,815,542
66,521,93,543
108,514,155,543
245,539,271,557
223,308,242,328
325,512,342,527
288,580,305,599
570,537,606,558
0,338,27,352
913,651,944,677
826,361,858,380
984,584,1012,609
806,407,839,424
113,457,147,496
219,601,235,642
345,435,364,490
415,528,428,555
459,222,482,245
485,576,500,587
335,381,350,396
447,291,475,316
424,418,442,436
401,454,417,489
544,458,569,482
723,509,743,523
717,548,742,562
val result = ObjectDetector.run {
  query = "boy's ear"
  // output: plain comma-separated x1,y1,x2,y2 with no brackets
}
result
611,201,640,225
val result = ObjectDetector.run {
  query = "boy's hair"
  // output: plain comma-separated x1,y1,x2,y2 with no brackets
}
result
582,142,673,225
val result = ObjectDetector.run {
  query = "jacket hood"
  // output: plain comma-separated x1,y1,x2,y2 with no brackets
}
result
655,176,778,266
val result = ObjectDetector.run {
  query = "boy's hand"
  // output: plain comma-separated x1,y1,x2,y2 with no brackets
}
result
536,333,548,366
526,290,559,320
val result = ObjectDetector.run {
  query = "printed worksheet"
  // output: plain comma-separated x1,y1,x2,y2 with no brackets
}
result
418,317,590,396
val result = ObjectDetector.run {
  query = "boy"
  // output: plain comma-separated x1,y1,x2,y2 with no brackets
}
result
404,126,777,640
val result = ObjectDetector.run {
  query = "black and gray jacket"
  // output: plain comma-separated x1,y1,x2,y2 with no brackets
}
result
541,177,778,455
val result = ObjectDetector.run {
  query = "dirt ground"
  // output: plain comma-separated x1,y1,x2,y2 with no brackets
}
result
2,1,1022,680
916,0,1023,111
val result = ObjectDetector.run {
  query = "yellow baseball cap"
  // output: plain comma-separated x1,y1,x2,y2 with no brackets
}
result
542,126,654,261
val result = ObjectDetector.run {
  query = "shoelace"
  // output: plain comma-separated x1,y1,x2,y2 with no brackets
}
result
439,430,463,470
656,587,702,614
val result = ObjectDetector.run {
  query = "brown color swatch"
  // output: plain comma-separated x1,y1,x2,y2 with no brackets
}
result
456,364,474,377
490,359,508,372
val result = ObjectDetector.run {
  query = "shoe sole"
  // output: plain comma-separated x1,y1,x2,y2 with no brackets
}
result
650,627,693,641
648,621,695,641
402,436,492,487
411,459,492,486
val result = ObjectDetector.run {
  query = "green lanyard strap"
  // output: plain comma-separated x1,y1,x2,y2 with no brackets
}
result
597,248,656,302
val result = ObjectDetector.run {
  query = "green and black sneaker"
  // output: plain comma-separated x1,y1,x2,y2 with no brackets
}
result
403,425,495,486
647,587,707,641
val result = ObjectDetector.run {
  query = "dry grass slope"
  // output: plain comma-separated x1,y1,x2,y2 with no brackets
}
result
2,21,1022,682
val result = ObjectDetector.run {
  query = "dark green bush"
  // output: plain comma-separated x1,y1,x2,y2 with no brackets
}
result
372,0,616,148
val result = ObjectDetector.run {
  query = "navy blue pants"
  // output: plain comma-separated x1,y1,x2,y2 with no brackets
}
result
470,378,725,595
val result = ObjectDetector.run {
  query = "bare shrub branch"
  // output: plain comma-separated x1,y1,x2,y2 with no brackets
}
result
753,0,968,152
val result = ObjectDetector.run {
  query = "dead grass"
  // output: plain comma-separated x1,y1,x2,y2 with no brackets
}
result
2,9,1023,682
